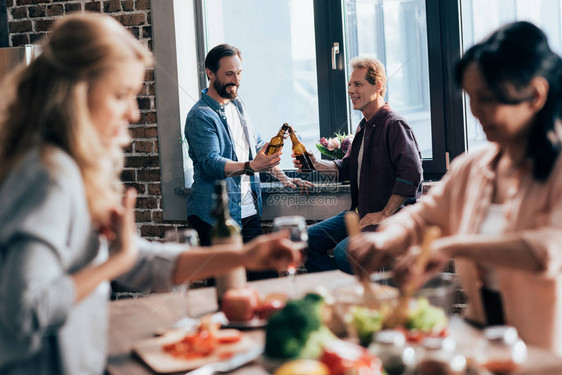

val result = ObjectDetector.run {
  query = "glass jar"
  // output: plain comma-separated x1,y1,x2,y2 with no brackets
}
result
413,337,466,375
369,330,416,375
477,326,527,374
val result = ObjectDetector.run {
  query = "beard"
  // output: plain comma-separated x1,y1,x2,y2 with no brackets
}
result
213,79,239,100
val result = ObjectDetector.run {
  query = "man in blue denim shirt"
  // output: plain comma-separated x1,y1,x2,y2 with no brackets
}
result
185,44,310,267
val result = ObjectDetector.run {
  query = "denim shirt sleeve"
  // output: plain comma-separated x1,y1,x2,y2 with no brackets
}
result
185,114,229,179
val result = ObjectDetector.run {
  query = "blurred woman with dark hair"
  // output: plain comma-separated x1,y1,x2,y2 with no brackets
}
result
347,21,562,354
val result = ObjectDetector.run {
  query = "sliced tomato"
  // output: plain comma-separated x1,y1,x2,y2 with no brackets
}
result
320,340,383,375
215,329,242,344
218,351,235,360
162,329,218,359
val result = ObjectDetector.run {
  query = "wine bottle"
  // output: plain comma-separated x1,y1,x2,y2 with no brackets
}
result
265,123,289,156
210,180,246,305
289,126,315,173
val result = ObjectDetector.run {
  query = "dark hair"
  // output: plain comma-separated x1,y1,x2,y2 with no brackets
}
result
204,43,241,75
456,21,562,181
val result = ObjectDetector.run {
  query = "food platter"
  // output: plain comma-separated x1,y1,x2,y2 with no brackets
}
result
133,328,259,374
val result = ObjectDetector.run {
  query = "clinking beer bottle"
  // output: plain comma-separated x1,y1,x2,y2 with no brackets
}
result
265,123,289,156
210,180,246,305
289,126,315,173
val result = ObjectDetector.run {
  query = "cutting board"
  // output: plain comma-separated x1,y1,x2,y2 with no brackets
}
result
134,329,258,374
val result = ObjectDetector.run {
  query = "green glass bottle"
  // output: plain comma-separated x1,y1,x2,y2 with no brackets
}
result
210,180,246,305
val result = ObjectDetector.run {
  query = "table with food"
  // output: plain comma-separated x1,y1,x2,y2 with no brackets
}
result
107,271,562,375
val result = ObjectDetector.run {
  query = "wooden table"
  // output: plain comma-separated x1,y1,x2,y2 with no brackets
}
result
107,271,562,374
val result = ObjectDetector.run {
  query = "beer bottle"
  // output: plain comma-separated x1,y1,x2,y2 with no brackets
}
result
265,123,289,156
210,180,246,305
289,126,315,173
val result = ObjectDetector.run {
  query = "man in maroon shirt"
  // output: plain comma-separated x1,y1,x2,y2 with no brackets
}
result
294,57,423,273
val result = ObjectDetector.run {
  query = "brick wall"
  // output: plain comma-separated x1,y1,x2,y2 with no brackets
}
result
6,0,186,240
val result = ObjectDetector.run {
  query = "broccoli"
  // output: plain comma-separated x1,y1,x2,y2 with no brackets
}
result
264,293,336,359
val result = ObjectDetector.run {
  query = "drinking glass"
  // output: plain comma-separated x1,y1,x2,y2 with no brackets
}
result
165,229,200,331
272,216,308,296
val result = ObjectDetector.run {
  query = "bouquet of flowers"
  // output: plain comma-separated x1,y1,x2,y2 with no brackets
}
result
316,132,354,159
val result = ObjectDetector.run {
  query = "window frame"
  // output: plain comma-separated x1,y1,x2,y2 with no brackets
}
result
313,0,455,179
152,0,468,220
1,0,8,47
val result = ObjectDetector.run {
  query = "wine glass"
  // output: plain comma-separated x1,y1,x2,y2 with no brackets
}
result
273,216,308,296
165,229,200,332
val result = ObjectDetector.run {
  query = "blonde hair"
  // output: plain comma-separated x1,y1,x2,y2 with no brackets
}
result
350,56,387,97
0,13,152,225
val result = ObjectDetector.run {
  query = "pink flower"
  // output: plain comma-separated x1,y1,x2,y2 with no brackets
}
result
327,140,336,151
320,137,329,148
331,137,341,149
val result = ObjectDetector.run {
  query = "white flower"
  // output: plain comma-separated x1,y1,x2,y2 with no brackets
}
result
331,137,341,149
327,138,336,151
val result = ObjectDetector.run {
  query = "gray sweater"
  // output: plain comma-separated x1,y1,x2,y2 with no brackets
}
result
0,147,184,374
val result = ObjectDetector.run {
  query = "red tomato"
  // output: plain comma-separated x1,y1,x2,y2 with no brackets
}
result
256,299,285,320
221,287,260,322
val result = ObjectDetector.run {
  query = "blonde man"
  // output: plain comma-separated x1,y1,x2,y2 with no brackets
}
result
294,56,423,273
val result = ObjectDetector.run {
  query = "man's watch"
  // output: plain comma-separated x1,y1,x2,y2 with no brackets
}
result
244,161,255,176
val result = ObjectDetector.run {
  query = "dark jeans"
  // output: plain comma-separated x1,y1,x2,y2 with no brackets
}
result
306,211,348,273
187,214,277,280
307,210,378,274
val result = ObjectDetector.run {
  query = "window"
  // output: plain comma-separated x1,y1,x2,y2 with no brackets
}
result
201,0,320,170
460,0,562,151
345,0,432,158
195,0,446,175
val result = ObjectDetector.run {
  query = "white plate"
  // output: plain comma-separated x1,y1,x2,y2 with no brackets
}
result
222,317,268,329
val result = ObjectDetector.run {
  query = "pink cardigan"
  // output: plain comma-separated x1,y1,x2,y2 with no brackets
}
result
381,143,562,355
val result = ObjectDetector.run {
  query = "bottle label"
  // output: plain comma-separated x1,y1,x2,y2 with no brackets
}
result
265,144,282,156
212,235,246,304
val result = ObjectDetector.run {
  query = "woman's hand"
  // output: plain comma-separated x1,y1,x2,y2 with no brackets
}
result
279,177,314,194
242,231,300,272
392,239,450,291
72,188,139,302
347,232,396,276
107,188,139,275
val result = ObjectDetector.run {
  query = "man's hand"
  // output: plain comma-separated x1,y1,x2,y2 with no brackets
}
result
251,143,282,172
292,151,317,172
359,211,388,229
242,231,301,271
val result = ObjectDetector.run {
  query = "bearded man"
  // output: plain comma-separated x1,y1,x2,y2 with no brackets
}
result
185,44,308,280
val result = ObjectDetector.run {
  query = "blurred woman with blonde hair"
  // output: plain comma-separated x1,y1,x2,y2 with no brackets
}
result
0,13,297,374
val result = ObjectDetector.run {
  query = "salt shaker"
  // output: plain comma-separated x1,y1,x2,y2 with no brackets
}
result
478,325,527,374
368,330,416,375
413,337,466,375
